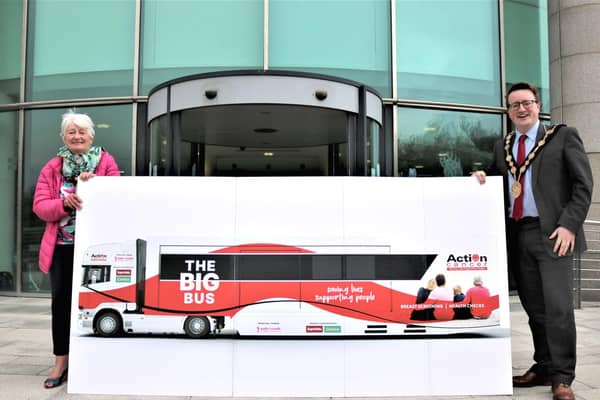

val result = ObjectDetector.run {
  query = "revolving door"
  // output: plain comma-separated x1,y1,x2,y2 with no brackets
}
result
144,70,387,177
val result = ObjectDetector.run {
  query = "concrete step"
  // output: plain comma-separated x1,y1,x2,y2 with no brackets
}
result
578,260,600,270
578,269,600,280
583,227,600,239
581,247,600,257
579,278,600,289
576,220,600,301
584,238,600,248
581,288,600,302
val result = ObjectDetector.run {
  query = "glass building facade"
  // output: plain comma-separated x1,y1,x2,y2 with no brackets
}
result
0,0,550,295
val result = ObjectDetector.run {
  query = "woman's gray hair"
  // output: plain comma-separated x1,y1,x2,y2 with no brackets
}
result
60,110,95,138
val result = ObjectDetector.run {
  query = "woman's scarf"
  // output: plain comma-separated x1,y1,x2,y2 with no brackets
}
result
57,145,102,180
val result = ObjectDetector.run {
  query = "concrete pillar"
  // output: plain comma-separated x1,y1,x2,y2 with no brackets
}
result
549,0,600,221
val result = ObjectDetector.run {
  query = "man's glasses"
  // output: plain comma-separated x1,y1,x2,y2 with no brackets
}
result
507,99,538,111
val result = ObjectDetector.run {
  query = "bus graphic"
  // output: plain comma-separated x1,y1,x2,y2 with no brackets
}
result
78,239,501,338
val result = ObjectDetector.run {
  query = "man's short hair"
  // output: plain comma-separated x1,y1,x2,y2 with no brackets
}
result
435,273,446,286
507,81,540,103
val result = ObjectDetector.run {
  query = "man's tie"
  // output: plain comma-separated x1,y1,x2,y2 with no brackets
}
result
512,134,527,221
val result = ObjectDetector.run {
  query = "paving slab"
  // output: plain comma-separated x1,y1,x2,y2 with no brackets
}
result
0,296,598,400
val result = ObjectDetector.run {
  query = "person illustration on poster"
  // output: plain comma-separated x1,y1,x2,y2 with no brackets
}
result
410,278,436,320
464,276,491,319
33,110,120,389
473,81,593,400
453,285,465,302
428,274,454,321
428,274,453,301
452,285,471,320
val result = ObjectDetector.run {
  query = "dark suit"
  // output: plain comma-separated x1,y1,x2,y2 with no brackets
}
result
488,123,593,385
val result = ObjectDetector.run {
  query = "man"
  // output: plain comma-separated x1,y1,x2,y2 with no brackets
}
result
473,82,593,400
428,273,453,301
427,273,454,321
464,276,491,319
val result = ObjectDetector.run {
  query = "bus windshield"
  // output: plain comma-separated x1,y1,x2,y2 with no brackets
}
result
81,265,111,285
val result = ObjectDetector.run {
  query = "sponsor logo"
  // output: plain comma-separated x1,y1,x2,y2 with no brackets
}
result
306,325,323,333
116,269,132,276
90,254,107,262
116,276,131,283
256,326,281,333
115,254,134,262
324,325,341,333
446,253,488,270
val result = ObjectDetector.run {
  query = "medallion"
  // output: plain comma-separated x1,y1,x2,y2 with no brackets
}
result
512,181,522,199
504,125,562,201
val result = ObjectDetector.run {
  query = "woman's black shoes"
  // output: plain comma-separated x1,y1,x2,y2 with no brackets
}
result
43,368,68,389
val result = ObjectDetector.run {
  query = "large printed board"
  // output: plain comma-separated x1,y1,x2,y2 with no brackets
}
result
68,176,512,397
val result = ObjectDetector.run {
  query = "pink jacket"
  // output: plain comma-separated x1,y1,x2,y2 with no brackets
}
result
33,151,120,273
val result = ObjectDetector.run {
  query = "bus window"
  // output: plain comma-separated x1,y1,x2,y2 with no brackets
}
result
345,255,431,280
237,255,300,280
346,256,376,279
373,255,429,280
81,265,111,285
300,255,343,280
159,254,234,280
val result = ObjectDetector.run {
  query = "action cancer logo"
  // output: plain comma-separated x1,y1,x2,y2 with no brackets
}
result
90,253,107,262
446,252,488,271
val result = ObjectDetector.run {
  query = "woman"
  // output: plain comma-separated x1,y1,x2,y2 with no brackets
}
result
33,111,120,389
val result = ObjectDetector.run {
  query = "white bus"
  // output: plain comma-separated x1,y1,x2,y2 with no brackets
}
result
78,238,501,338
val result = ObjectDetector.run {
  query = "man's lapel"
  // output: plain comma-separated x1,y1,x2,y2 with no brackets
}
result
531,123,546,186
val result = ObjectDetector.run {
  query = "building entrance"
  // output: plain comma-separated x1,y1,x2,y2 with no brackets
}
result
144,70,386,177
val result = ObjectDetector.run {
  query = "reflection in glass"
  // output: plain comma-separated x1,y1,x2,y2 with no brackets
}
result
397,108,501,177
396,0,501,105
504,0,549,112
269,0,391,97
367,120,381,176
0,112,18,291
149,115,169,176
334,143,348,176
140,0,263,95
206,145,330,177
0,0,22,104
26,0,135,101
22,106,132,293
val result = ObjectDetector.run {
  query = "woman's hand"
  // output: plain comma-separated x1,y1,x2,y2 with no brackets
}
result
78,172,96,181
63,193,83,211
64,172,95,211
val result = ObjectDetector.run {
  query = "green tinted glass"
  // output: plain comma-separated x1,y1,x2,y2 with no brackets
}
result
504,0,549,113
0,112,18,292
269,0,391,97
0,0,22,104
26,0,135,101
396,0,501,105
140,0,263,95
22,105,132,293
397,108,501,177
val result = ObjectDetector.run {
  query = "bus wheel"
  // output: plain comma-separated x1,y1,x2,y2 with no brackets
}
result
184,316,210,338
94,311,122,337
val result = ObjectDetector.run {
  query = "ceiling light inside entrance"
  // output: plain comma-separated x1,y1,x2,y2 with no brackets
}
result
254,128,277,133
